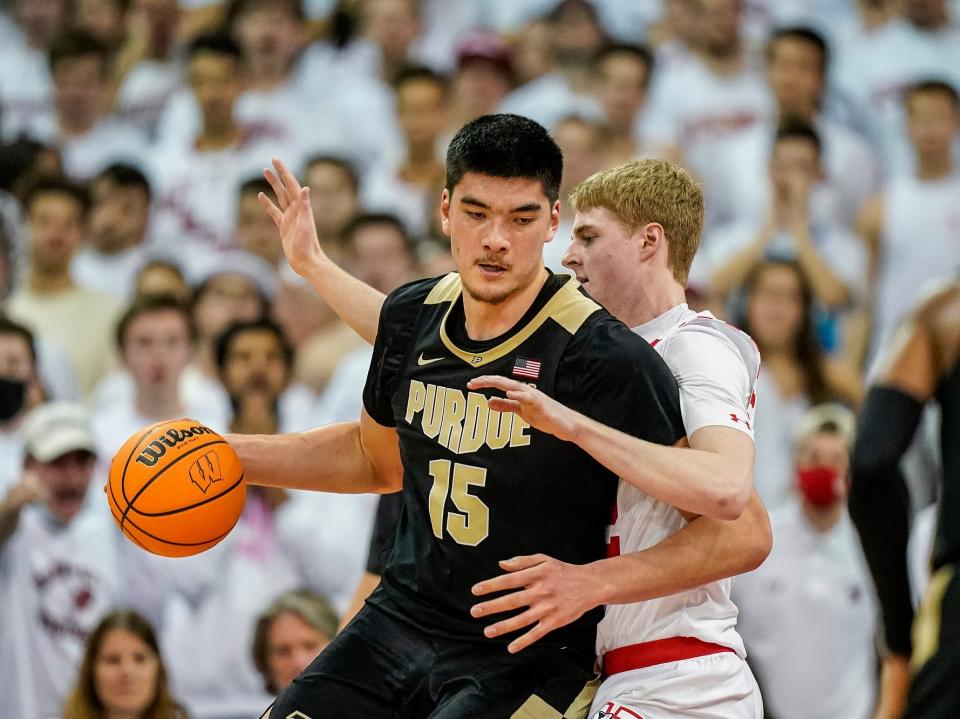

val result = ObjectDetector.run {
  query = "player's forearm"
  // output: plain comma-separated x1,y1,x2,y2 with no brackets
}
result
588,491,772,607
571,416,752,520
228,422,397,494
301,259,385,344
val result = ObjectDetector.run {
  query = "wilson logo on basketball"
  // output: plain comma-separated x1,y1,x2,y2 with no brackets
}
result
134,425,216,467
188,450,223,494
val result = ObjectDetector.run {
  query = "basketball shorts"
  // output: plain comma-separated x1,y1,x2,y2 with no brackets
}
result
589,645,761,719
906,564,960,719
265,590,600,719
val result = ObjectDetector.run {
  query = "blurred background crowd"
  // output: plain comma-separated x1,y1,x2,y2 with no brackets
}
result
0,0,957,717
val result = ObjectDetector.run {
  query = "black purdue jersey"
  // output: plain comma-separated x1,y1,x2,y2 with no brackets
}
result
934,354,960,568
362,271,685,655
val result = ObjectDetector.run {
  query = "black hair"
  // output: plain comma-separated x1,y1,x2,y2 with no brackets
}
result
906,79,960,108
774,116,822,156
214,317,294,373
304,154,360,193
22,174,91,215
0,139,53,194
592,42,654,87
766,26,829,75
0,315,38,365
48,30,110,75
393,64,449,93
445,113,563,204
187,32,242,61
116,294,195,350
343,212,416,256
239,175,273,198
94,163,152,201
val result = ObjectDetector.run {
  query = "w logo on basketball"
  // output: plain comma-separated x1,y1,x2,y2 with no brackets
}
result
189,450,223,494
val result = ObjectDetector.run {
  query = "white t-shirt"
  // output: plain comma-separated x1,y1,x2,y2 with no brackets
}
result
597,304,760,658
0,426,25,495
315,345,373,425
833,18,960,175
750,369,810,510
497,72,604,131
148,133,291,254
0,36,54,142
734,502,878,719
71,244,150,299
643,56,772,224
115,59,182,137
872,172,960,358
0,502,122,719
713,117,880,229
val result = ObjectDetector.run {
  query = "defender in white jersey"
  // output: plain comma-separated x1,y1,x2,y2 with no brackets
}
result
257,152,770,718
469,160,763,718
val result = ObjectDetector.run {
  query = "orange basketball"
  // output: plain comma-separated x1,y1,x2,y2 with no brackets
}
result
106,419,246,557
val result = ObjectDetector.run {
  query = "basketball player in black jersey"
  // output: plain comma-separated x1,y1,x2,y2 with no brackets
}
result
850,279,960,719
233,114,686,717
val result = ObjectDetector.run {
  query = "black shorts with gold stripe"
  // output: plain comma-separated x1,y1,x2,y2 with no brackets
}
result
906,564,960,719
265,590,599,719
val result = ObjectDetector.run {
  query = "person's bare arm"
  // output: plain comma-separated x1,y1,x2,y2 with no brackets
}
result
470,491,772,653
338,571,382,632
227,410,402,494
710,220,774,298
467,376,754,519
791,221,851,308
0,470,45,549
260,158,385,344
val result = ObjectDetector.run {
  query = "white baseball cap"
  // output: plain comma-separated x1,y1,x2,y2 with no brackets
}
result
22,402,96,463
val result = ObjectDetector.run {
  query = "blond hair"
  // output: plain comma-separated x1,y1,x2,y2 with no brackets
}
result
569,159,704,285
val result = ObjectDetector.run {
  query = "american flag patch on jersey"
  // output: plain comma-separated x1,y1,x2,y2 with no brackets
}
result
512,357,541,379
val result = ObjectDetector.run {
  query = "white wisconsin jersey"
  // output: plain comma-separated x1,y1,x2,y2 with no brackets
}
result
596,304,760,659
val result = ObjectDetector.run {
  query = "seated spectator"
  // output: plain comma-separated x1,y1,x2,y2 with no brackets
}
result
7,175,124,398
43,30,149,180
0,0,65,141
734,404,878,719
737,260,862,509
149,33,289,254
304,154,360,265
73,0,129,51
0,402,121,719
92,294,228,462
72,163,153,299
63,609,186,719
236,176,284,269
251,590,338,695
447,32,514,132
589,42,655,167
216,317,314,434
362,65,448,237
706,121,867,359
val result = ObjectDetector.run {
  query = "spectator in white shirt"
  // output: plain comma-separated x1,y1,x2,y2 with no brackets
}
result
45,31,148,180
0,317,46,494
734,403,878,719
0,402,121,719
0,0,66,141
6,175,124,398
91,294,227,462
715,26,880,228
72,163,152,299
447,32,515,133
708,120,868,358
589,42,655,167
304,154,360,264
236,176,286,271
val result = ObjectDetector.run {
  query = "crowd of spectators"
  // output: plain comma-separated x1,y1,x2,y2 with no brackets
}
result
1,0,958,717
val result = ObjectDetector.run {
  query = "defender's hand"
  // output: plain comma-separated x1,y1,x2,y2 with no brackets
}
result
466,376,580,442
260,158,329,279
470,554,599,653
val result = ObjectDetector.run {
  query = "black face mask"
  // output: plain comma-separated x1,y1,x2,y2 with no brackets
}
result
0,377,27,423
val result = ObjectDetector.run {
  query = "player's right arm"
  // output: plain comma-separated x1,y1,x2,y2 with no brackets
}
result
850,282,960,663
260,157,385,344
229,410,402,494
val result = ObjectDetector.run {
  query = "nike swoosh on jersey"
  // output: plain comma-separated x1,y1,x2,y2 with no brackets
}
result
417,354,444,366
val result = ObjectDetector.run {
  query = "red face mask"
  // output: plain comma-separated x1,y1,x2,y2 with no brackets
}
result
796,465,842,506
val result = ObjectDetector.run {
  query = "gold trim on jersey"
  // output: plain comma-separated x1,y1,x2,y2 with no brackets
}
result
427,273,602,367
911,564,954,670
509,675,600,718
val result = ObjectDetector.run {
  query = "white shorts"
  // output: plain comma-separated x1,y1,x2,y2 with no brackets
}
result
588,652,762,719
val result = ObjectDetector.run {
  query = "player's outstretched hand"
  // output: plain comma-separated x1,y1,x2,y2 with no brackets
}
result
470,554,600,653
466,376,580,442
259,158,328,279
